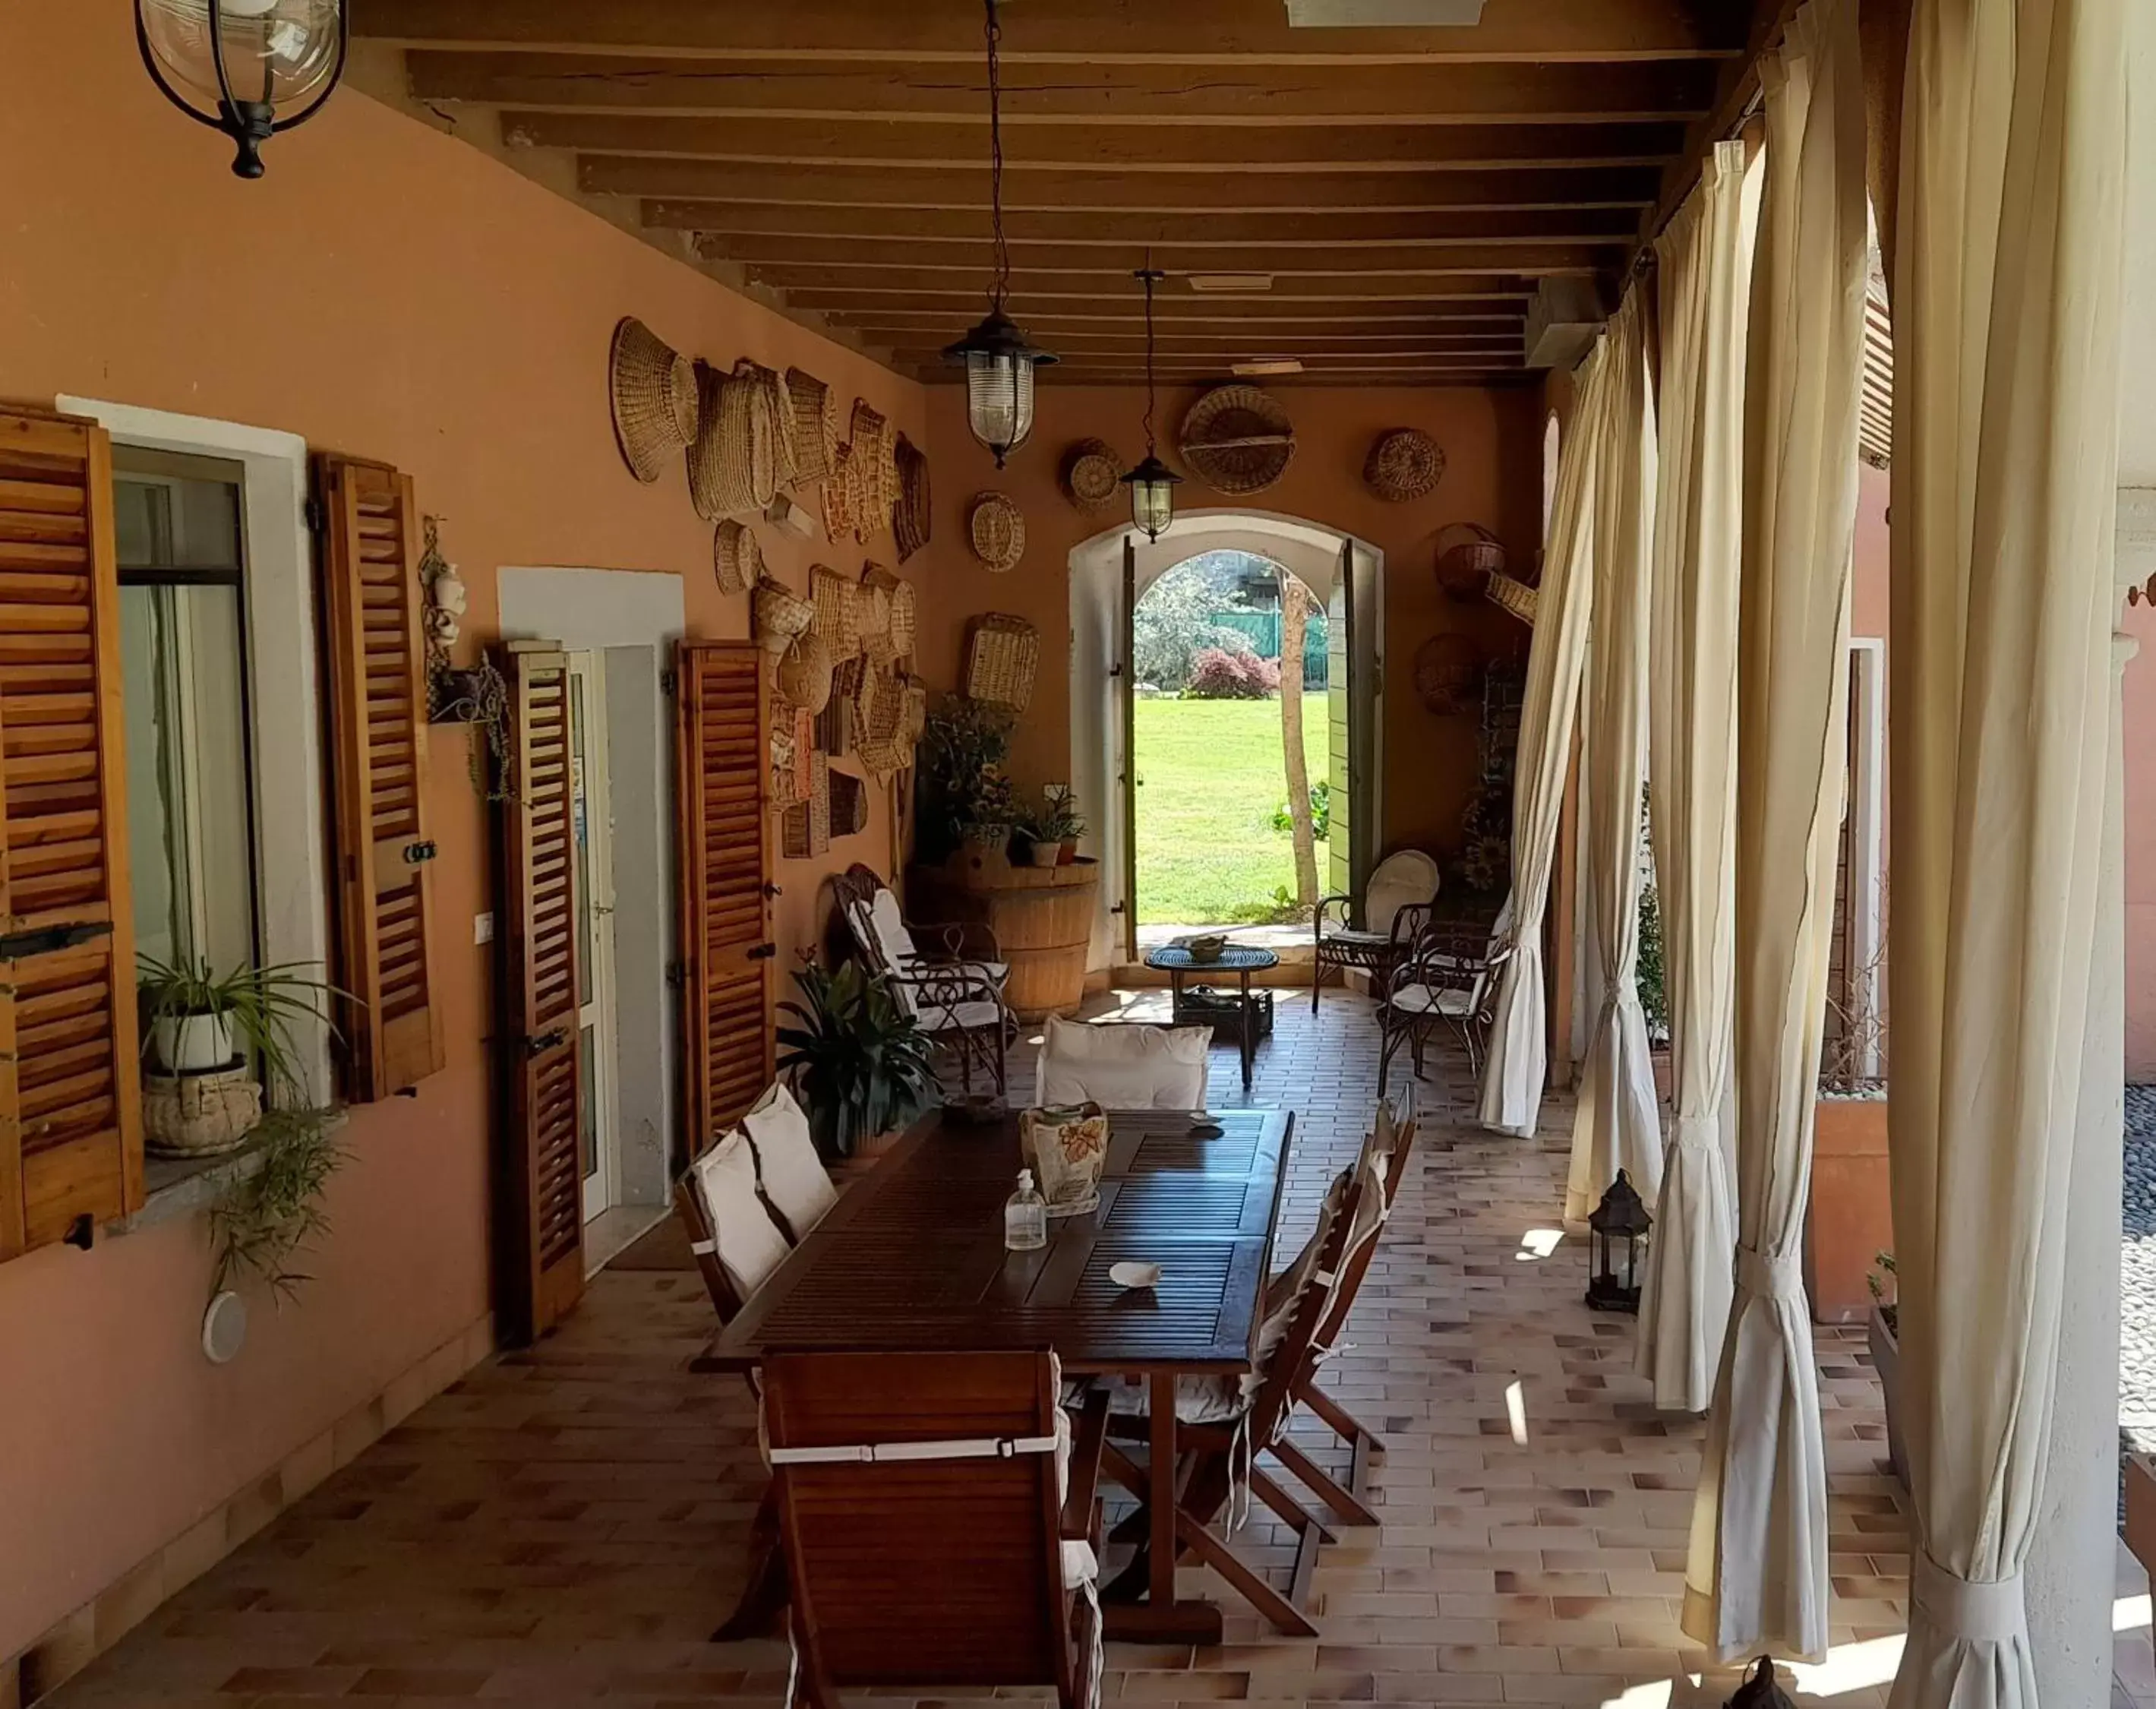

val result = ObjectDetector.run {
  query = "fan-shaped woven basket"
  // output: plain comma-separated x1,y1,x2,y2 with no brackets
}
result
786,368,838,487
608,318,700,485
854,663,912,781
829,769,870,839
712,518,762,596
748,362,799,487
964,613,1040,712
1413,630,1487,716
1179,385,1296,496
1060,438,1122,510
689,362,778,520
892,433,932,563
1435,523,1507,602
752,573,814,655
844,400,895,544
862,562,916,662
772,704,815,808
775,632,835,715
818,655,863,757
1365,428,1446,502
854,564,895,666
809,564,862,660
821,441,857,541
968,492,1026,572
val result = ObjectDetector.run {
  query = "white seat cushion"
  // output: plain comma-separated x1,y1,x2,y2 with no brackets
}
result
1103,1373,1249,1426
917,997,1005,1032
865,886,920,975
1365,850,1441,937
1037,1016,1211,1110
690,1130,794,1302
743,1081,838,1240
1389,983,1476,1018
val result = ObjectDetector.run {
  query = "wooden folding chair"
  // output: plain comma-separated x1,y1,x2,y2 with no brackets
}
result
1097,1167,1362,1638
1266,1108,1420,1529
762,1350,1109,1709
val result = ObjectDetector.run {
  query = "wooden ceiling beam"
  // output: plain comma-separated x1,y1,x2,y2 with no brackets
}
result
829,308,1528,332
579,158,1663,213
880,330,1526,352
357,0,1747,64
405,52,1719,125
779,283,1534,311
501,112,1693,172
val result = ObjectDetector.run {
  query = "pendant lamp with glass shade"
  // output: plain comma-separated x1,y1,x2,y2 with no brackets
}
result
942,0,1056,466
1120,265,1182,542
136,0,347,178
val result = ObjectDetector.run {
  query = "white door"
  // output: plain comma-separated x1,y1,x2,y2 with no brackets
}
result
567,651,623,1224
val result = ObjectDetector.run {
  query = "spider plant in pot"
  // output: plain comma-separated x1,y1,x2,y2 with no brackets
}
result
137,955,342,1086
775,957,938,1164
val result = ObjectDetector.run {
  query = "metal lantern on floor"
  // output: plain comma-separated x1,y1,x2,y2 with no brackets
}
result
1119,264,1183,542
1724,1658,1797,1709
1585,1168,1653,1313
135,0,348,178
942,0,1056,466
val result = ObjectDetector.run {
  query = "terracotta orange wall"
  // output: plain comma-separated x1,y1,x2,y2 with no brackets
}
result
914,384,1545,867
2127,593,2156,1080
0,2,926,1665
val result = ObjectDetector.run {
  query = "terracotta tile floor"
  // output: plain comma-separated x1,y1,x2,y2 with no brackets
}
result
49,992,2155,1708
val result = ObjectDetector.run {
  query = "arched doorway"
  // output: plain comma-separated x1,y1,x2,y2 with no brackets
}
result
1068,510,1384,974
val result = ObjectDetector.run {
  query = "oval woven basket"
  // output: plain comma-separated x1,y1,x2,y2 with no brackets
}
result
786,368,838,487
752,573,814,654
688,362,778,520
1061,438,1122,510
968,492,1026,572
1179,385,1296,496
1365,428,1446,502
712,518,762,596
608,318,700,485
854,565,895,665
1435,523,1507,602
863,563,917,660
750,362,799,487
1413,630,1488,716
775,632,835,715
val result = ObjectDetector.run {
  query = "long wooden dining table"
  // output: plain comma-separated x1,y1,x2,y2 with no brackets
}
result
693,1104,1296,1646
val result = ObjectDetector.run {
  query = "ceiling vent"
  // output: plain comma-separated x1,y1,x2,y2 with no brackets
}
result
1284,0,1486,23
1524,276,1617,371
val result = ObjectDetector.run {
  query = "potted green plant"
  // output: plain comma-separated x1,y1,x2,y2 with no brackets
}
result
775,958,939,1165
917,694,1017,865
1039,782,1085,866
137,955,341,1083
208,1107,346,1304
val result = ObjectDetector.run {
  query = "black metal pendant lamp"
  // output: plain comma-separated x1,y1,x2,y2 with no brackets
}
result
1119,264,1182,542
942,0,1056,466
136,0,348,178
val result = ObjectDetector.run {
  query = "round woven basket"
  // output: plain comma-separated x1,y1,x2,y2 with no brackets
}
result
1365,428,1446,502
1435,523,1507,602
1413,630,1488,716
712,518,762,596
1179,385,1296,496
968,492,1026,573
1061,438,1122,510
892,433,932,563
608,318,700,485
688,362,778,520
775,632,835,714
786,368,838,486
752,573,815,655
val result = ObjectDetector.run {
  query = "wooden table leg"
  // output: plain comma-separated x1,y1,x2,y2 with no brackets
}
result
711,1483,789,1642
1100,1373,1225,1646
1239,970,1255,1089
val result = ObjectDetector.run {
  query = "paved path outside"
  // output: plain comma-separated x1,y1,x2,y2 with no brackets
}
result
2125,1086,2156,1455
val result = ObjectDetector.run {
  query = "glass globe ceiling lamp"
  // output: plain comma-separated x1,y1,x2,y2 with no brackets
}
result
1119,264,1182,542
942,0,1056,466
136,0,347,180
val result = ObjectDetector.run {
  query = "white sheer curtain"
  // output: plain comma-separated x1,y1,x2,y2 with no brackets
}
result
1563,292,1662,1222
1683,0,1866,1663
1636,141,1754,1413
1886,0,2127,1698
1479,341,1608,1137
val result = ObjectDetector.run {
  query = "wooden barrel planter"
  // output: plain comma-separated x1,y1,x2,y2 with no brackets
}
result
909,852,1099,1022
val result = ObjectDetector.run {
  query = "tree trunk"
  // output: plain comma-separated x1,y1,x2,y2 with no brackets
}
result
1279,569,1320,908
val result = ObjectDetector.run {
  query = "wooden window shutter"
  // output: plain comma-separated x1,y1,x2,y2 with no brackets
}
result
0,406,142,1259
493,642,584,1343
314,454,444,1101
674,641,775,1154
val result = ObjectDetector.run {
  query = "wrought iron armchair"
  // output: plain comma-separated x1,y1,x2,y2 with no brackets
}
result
1312,848,1441,1011
833,864,1012,1095
1375,919,1515,1096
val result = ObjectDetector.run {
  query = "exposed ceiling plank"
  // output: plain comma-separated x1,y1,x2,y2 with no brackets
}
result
1637,0,1804,254
778,283,1535,311
405,53,1719,125
578,158,1663,213
709,242,1613,279
501,112,1692,172
879,332,1527,355
357,0,1747,64
829,309,1529,332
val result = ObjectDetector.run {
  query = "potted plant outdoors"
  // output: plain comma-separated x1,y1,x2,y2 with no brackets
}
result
136,956,344,1161
775,957,939,1171
917,694,1018,866
1866,1251,1906,1485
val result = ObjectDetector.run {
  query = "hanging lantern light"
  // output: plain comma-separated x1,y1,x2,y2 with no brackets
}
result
136,0,348,179
1584,1168,1653,1313
942,0,1056,466
1119,264,1182,543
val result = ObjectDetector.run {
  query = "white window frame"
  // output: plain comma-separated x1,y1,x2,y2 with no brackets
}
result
60,395,335,1107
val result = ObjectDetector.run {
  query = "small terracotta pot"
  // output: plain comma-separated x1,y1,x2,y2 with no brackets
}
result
1059,840,1078,865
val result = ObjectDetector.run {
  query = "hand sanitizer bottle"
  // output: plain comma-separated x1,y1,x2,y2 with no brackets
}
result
1004,1169,1047,1253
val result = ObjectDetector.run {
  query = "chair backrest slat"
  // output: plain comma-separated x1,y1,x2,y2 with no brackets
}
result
1246,1172,1359,1447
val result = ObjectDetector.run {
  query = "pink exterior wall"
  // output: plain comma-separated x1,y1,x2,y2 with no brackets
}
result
2126,593,2156,1080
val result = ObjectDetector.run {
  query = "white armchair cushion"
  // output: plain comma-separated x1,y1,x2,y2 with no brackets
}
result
743,1081,838,1240
865,886,919,974
690,1130,794,1302
1037,1016,1211,1110
1365,849,1441,936
1388,983,1478,1018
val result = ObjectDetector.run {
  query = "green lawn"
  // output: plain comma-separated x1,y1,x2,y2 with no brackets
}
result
1135,697,1332,926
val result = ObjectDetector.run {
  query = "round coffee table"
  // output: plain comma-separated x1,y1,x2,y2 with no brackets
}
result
1143,943,1280,1091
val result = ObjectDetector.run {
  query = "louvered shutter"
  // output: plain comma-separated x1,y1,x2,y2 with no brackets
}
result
314,455,444,1101
494,642,585,1342
674,642,774,1154
0,406,142,1258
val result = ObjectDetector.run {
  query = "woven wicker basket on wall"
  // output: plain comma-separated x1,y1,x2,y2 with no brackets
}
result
781,750,832,859
818,655,863,756
753,573,814,655
1364,428,1446,502
1435,523,1507,602
713,518,762,596
1413,630,1488,716
608,317,700,485
772,703,815,807
968,493,1026,572
892,433,931,563
1060,438,1122,510
964,613,1041,713
787,368,838,486
854,663,912,780
690,361,778,520
143,1065,264,1159
775,632,835,715
809,564,862,659
829,768,870,838
1179,385,1296,496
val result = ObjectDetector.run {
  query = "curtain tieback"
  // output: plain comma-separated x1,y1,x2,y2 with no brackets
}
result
1911,1552,2027,1645
1734,1243,1802,1302
1671,1113,1720,1155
